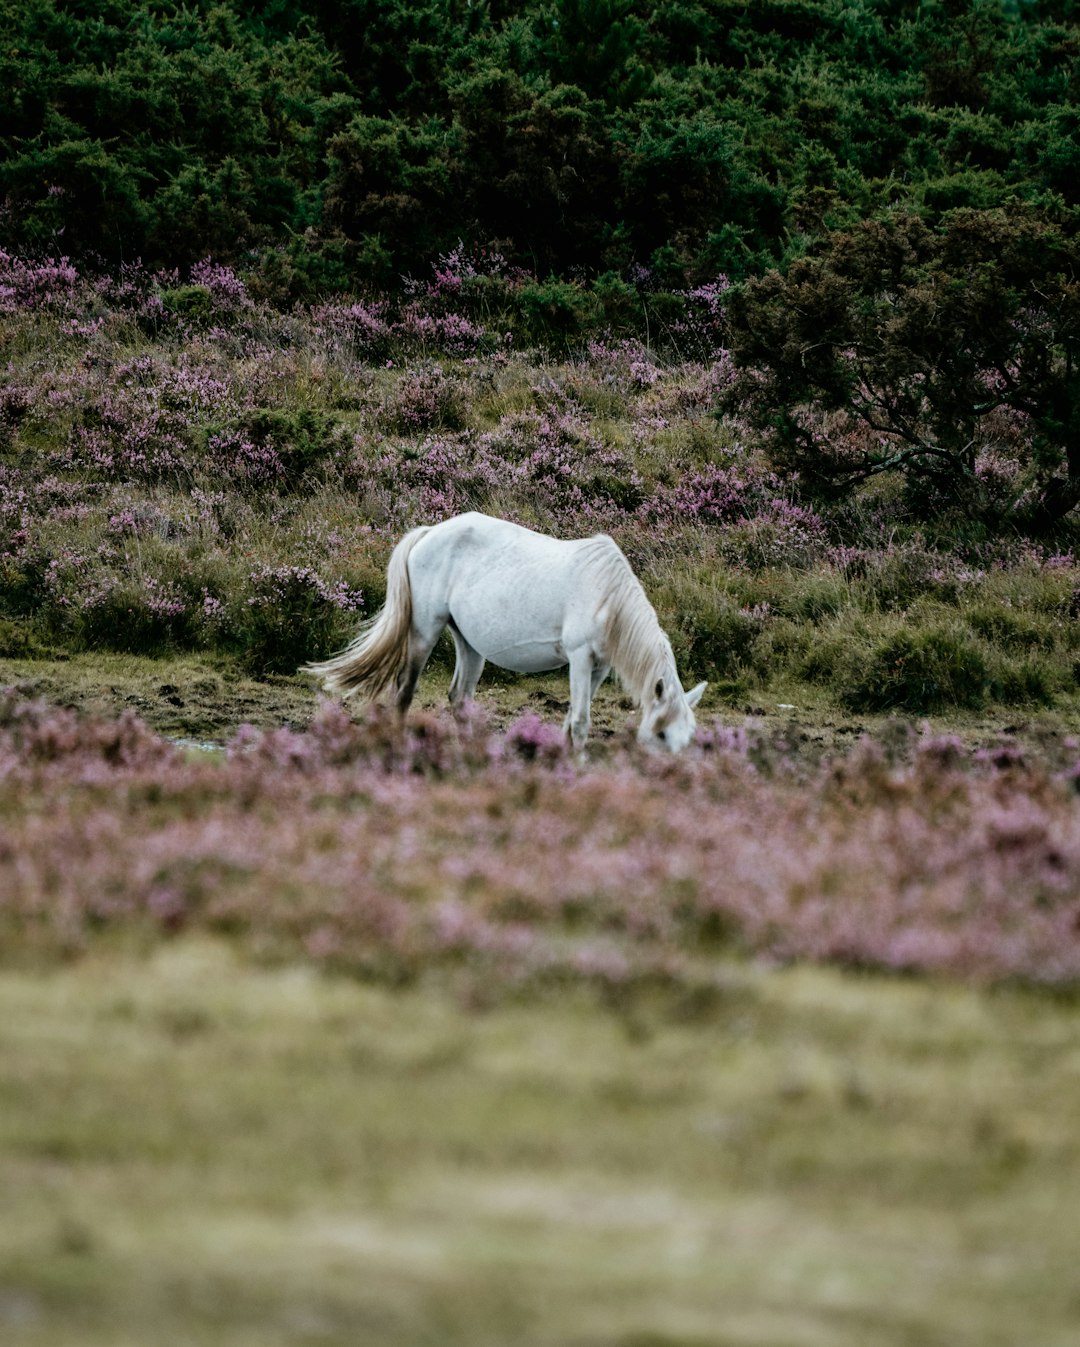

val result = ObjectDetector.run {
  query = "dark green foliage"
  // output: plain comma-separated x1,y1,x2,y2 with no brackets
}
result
161,286,217,327
725,207,1080,528
515,279,603,348
861,548,959,613
0,1,347,265
0,550,50,619
5,1,1080,290
0,615,48,658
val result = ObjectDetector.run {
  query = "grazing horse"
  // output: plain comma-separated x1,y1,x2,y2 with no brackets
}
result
303,512,706,752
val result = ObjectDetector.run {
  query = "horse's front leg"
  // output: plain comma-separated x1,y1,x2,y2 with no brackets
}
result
565,648,596,751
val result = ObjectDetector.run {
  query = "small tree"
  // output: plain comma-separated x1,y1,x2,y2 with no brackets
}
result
723,208,1080,531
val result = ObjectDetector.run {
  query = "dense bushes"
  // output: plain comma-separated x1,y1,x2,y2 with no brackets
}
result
4,1,1080,293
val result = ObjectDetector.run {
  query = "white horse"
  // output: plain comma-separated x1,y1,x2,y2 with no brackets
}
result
303,512,706,752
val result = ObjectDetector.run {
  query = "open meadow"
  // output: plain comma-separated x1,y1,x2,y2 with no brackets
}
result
4,247,1080,1344
2,661,1080,1346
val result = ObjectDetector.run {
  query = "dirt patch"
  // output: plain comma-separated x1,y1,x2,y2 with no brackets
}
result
0,653,630,746
0,654,318,742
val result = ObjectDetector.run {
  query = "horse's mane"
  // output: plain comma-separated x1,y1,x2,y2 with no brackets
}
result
579,535,671,703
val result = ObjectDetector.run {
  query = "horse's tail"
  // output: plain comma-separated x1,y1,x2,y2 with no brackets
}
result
301,524,431,699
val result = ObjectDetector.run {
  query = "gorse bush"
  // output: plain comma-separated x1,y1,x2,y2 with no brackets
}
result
206,408,341,488
4,2,1080,294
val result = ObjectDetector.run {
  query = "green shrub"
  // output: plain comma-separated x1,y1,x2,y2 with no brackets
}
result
0,552,50,617
160,286,215,327
0,617,48,658
670,598,763,682
591,272,642,335
515,280,602,350
796,629,859,688
748,617,813,679
226,565,364,676
840,627,990,713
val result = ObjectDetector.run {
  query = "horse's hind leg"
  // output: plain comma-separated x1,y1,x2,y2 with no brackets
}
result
395,619,445,715
447,624,485,711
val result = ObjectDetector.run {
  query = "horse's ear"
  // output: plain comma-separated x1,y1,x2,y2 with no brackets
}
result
654,677,665,701
685,681,707,708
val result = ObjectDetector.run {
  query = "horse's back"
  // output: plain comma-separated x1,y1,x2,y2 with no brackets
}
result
428,511,580,554
413,512,593,578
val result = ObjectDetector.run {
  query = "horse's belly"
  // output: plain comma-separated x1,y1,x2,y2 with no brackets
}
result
448,575,572,673
451,608,567,672
473,634,567,674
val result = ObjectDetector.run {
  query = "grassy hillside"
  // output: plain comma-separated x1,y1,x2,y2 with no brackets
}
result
3,250,1080,717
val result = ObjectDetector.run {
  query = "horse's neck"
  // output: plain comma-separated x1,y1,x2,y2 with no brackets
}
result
607,603,672,708
580,536,672,704
634,642,676,708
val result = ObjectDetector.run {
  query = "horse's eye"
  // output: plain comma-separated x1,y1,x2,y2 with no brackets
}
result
657,728,667,743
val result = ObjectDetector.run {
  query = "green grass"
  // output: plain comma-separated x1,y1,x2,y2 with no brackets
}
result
1,939,1079,1346
0,652,318,741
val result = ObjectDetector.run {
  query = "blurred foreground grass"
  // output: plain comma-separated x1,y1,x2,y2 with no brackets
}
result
2,938,1079,1347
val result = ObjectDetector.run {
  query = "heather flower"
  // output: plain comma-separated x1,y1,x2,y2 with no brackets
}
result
208,430,285,486
384,364,467,432
201,589,224,620
245,564,364,612
504,712,567,763
670,276,731,360
189,259,251,312
310,299,391,358
0,250,81,314
585,339,661,391
395,308,488,357
4,697,1080,989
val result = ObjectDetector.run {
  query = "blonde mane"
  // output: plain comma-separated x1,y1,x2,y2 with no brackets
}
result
578,535,673,705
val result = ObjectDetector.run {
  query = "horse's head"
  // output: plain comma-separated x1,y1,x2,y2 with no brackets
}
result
638,677,707,753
